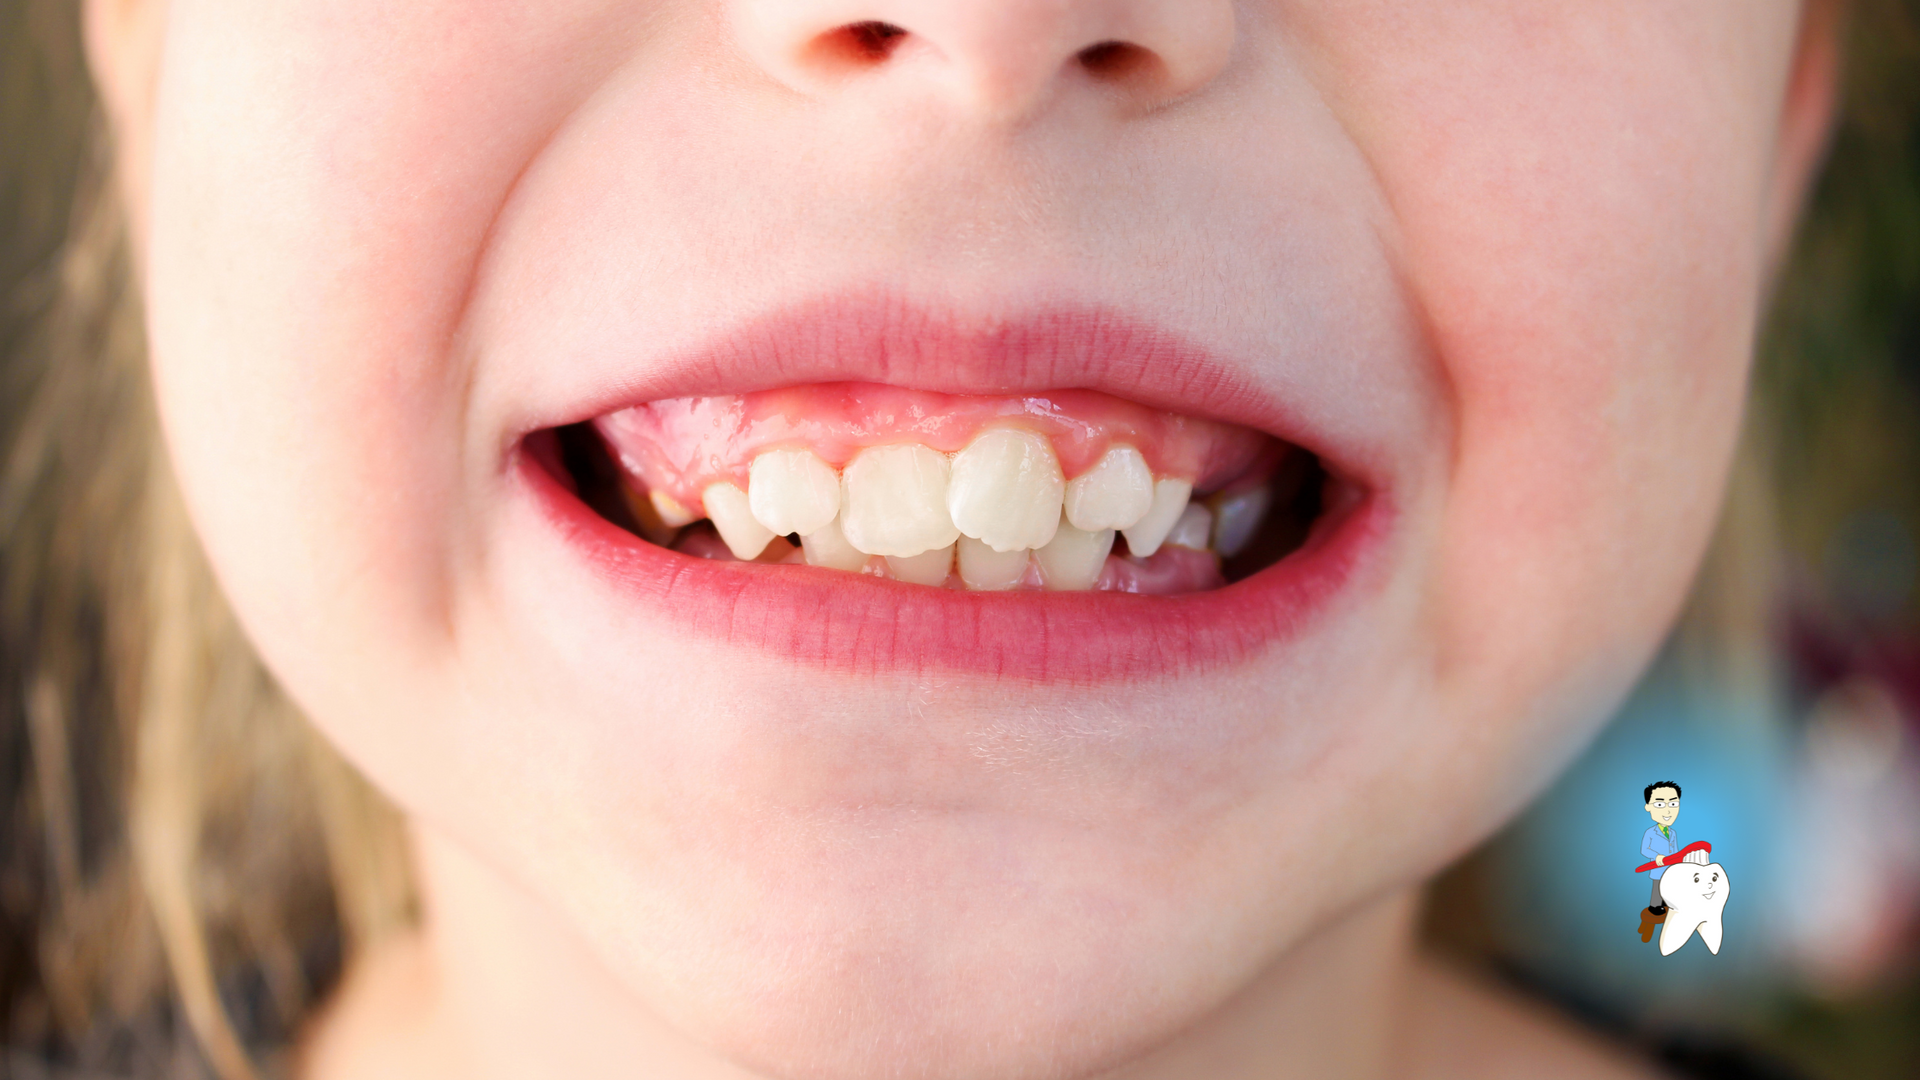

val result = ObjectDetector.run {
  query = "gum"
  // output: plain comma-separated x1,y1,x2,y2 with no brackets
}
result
594,383,1275,512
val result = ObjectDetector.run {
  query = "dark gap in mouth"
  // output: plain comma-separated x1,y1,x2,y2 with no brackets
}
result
555,422,645,536
546,421,1330,588
1221,449,1325,584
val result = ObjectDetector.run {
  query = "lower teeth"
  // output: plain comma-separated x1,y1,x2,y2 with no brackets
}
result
551,423,1326,595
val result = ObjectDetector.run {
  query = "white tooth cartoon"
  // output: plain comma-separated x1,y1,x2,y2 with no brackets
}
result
1657,858,1729,956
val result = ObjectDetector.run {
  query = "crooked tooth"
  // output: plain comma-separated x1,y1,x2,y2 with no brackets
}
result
1209,488,1272,558
946,428,1064,552
1033,516,1114,591
651,490,699,528
748,448,841,536
957,535,1029,591
839,443,960,557
701,482,776,560
1163,503,1214,551
1120,479,1193,558
799,517,869,572
1065,445,1154,532
886,543,955,587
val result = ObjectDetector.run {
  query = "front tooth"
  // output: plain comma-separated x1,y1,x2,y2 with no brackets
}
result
957,536,1029,591
1163,503,1214,551
886,543,955,587
1033,516,1114,591
702,482,776,560
799,517,869,572
946,428,1064,552
1209,488,1272,558
1120,479,1193,557
748,448,841,536
1064,445,1154,532
839,444,960,557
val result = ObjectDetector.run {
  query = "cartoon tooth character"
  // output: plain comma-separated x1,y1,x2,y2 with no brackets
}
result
1657,855,1729,956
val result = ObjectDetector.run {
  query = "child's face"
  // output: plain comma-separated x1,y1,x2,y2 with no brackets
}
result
101,1,1827,1074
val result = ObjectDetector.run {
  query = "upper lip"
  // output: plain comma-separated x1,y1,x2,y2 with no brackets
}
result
504,290,1387,497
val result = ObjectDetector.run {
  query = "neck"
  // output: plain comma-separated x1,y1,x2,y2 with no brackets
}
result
310,822,1423,1080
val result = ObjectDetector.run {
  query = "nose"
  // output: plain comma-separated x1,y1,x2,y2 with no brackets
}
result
730,0,1236,121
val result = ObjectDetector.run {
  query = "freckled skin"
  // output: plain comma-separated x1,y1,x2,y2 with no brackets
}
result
88,1,1836,1077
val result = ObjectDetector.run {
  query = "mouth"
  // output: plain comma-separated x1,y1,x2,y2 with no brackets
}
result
510,299,1390,681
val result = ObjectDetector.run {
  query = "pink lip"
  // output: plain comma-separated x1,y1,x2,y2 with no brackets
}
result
511,296,1394,682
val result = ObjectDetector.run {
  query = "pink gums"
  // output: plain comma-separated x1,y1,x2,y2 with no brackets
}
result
594,383,1274,510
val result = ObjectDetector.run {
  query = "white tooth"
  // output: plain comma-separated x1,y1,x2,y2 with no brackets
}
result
1064,445,1154,533
1163,504,1214,551
1209,488,1272,558
748,448,841,536
946,428,1064,552
1120,479,1192,558
1033,516,1114,591
1657,861,1730,956
701,482,776,560
839,444,960,557
886,543,955,587
799,517,870,572
957,536,1029,591
650,490,699,528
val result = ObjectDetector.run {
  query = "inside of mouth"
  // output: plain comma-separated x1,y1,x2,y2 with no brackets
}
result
544,384,1333,596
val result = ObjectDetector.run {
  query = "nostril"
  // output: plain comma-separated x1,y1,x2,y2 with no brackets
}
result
812,20,909,67
1075,40,1154,82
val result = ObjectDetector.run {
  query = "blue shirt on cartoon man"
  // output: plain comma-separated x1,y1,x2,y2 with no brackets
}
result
1641,821,1681,879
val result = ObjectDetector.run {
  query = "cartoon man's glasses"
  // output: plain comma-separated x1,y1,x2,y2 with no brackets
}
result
1650,800,1680,808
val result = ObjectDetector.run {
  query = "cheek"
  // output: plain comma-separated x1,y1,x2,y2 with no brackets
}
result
141,0,639,739
1308,4,1797,738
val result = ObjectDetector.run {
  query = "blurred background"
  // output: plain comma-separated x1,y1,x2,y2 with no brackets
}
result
1427,3,1920,1077
4,0,1919,1077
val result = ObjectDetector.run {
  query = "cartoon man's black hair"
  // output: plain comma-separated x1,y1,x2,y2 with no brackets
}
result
1643,780,1682,802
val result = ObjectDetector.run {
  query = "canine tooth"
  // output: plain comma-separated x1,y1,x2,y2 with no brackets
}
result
839,444,960,557
651,490,699,528
1657,861,1730,956
1209,488,1271,558
1034,516,1114,591
701,482,776,560
1120,479,1193,558
1065,445,1154,532
886,543,955,587
946,428,1064,552
957,536,1029,591
749,448,841,536
1163,504,1214,551
799,517,869,572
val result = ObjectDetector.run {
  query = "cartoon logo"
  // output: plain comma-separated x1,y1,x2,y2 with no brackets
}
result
1634,780,1728,955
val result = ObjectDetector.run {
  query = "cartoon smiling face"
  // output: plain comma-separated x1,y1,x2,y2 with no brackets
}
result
1658,861,1730,956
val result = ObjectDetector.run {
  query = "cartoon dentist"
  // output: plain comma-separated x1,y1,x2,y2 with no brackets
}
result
1638,780,1682,941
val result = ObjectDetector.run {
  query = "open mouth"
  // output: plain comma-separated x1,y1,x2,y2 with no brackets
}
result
506,302,1390,680
540,383,1336,595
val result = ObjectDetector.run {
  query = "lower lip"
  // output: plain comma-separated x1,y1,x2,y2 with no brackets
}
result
518,448,1389,683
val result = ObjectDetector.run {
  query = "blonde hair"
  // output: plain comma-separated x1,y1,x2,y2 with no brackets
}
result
3,0,1915,1076
2,7,410,1076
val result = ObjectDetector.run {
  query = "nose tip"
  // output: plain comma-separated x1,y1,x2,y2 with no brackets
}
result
731,0,1236,121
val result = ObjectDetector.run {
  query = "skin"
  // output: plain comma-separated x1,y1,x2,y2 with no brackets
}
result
85,2,1840,1078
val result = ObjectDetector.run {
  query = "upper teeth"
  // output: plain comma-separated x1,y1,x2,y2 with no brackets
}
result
681,432,1263,589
